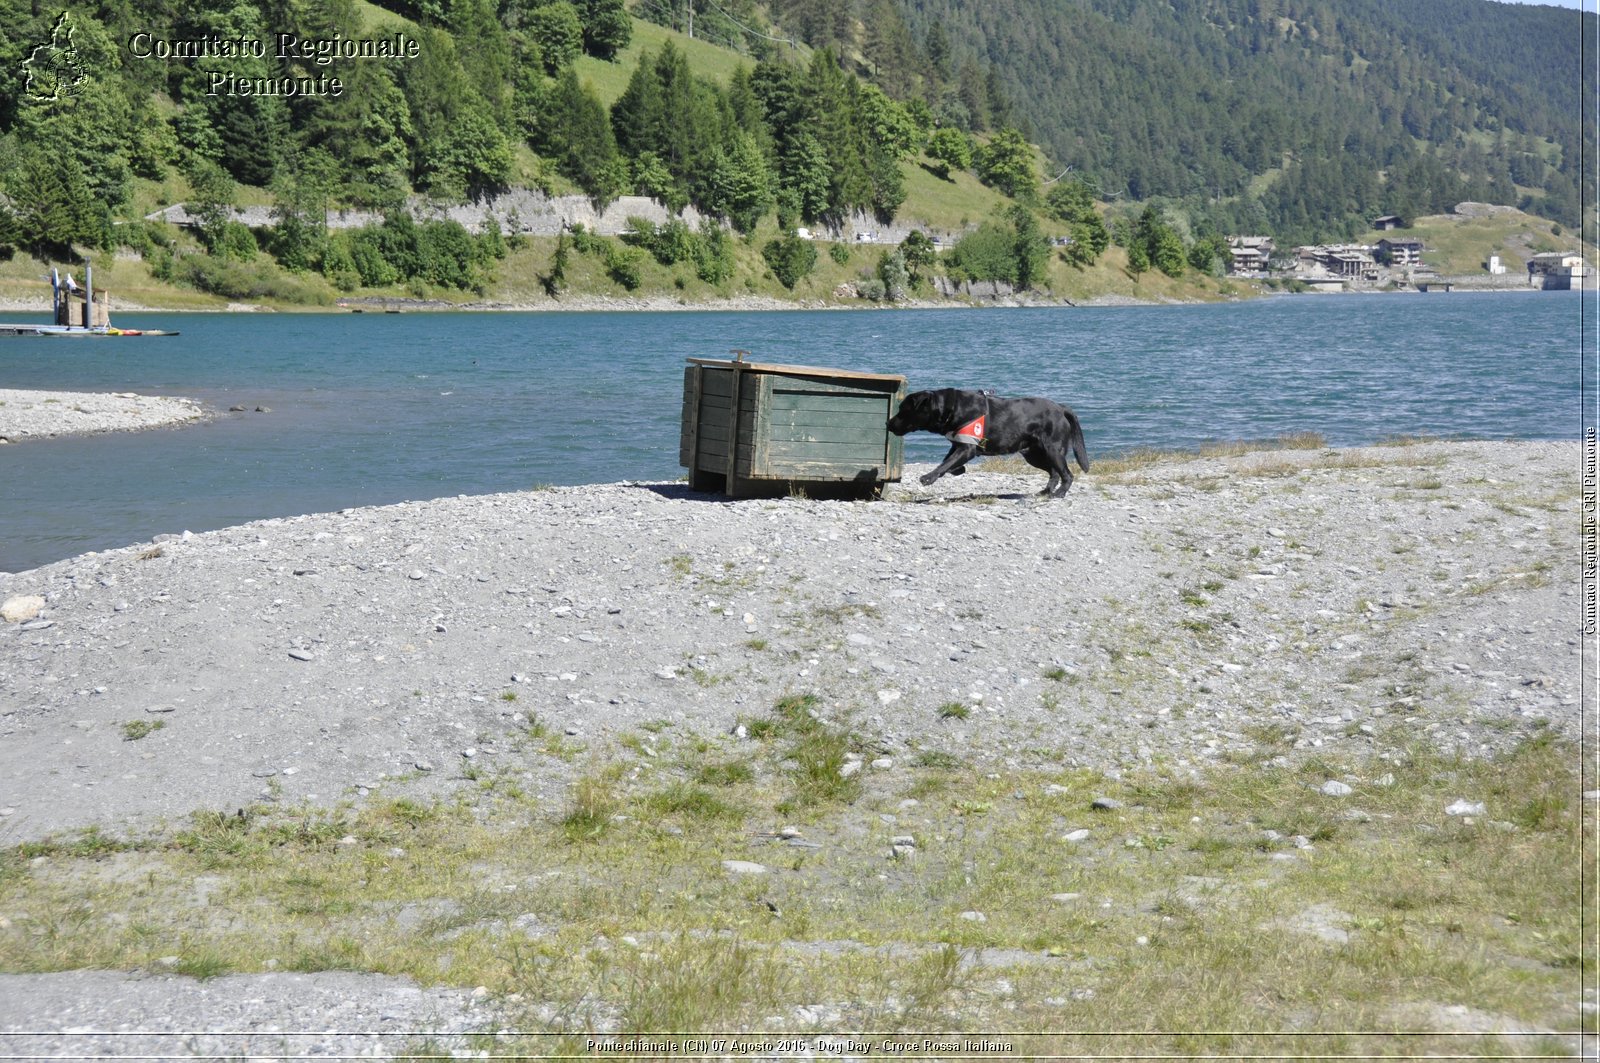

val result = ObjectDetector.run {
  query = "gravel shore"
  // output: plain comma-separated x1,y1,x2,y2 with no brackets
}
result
0,389,208,442
0,435,1581,1055
1,437,1578,843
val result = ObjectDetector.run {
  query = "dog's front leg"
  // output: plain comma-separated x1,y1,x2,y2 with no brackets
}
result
920,443,979,486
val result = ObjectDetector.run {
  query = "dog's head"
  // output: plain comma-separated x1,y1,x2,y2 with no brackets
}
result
887,389,958,436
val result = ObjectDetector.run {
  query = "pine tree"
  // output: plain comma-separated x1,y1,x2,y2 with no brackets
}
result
548,67,625,203
707,131,773,233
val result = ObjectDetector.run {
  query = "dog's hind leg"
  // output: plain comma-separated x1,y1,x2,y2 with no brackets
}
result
920,443,979,486
1024,445,1072,497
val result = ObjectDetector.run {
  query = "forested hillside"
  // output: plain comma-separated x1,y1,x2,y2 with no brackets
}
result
0,0,1586,307
777,0,1594,245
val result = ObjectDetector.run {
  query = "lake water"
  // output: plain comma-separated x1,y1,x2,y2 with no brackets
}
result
0,291,1589,572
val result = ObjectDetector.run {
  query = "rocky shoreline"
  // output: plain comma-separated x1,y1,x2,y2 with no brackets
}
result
0,389,209,443
0,436,1582,1055
0,437,1578,845
0,289,1142,314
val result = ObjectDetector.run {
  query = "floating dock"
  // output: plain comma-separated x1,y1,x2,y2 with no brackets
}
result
0,263,179,337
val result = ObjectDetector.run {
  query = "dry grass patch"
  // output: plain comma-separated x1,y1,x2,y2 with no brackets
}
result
0,717,1583,1050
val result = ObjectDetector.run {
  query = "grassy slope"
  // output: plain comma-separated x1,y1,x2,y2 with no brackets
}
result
572,19,781,107
1364,207,1595,276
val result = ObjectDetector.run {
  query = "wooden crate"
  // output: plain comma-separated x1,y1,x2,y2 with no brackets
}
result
679,356,906,499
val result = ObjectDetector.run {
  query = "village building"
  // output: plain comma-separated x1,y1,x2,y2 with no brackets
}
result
1226,235,1275,275
1376,237,1424,266
1527,252,1591,290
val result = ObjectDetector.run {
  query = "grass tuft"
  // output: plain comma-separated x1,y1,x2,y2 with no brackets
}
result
120,719,166,741
560,768,621,843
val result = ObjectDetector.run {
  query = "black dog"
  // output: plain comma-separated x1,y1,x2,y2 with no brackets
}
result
887,388,1090,497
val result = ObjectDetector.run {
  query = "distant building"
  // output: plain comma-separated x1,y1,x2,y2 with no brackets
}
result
1487,255,1506,275
1288,243,1380,285
1376,237,1424,266
1372,214,1405,231
1526,252,1587,275
1326,249,1370,277
1528,252,1591,290
1227,235,1275,274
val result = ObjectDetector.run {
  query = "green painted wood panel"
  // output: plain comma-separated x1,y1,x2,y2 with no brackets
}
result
764,438,891,463
769,390,893,413
767,377,894,396
765,422,889,446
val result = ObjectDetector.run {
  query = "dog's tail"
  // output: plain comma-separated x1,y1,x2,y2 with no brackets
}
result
1065,406,1090,472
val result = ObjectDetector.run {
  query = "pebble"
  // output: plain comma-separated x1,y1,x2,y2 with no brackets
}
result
721,860,768,875
1445,799,1486,817
1319,780,1353,797
1,595,45,623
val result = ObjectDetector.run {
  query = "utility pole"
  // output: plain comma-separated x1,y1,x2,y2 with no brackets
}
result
686,0,692,38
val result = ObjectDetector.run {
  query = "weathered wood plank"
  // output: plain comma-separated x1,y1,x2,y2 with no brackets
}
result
678,366,702,468
770,387,896,407
764,439,890,463
757,460,889,480
699,371,735,398
688,358,906,387
765,422,890,446
696,420,731,445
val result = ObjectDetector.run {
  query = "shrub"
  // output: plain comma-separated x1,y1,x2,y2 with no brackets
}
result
418,219,483,290
568,222,606,255
693,220,734,285
321,238,359,291
606,243,645,289
945,221,1017,284
623,215,696,267
347,229,398,287
653,218,695,266
878,249,910,301
762,233,816,290
178,255,332,304
214,221,258,262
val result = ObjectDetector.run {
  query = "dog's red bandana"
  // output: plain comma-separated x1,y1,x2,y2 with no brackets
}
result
952,414,986,446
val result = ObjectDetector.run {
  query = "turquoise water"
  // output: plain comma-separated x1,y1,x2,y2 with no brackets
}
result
0,291,1589,571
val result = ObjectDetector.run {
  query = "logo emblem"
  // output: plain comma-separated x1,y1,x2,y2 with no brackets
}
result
22,11,88,103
